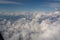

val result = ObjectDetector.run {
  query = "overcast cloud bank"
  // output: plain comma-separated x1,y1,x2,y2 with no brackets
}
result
0,11,60,40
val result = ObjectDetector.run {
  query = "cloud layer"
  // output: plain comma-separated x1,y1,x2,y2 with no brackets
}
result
0,11,60,40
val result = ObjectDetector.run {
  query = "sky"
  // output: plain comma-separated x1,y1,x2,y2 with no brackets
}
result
0,0,60,12
0,0,60,40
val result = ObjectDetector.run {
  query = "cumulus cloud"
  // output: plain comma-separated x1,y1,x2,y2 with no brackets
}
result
0,11,60,40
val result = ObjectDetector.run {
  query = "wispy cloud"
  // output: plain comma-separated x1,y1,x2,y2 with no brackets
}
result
0,1,22,4
53,0,60,1
48,3,60,10
48,3,60,7
39,2,60,10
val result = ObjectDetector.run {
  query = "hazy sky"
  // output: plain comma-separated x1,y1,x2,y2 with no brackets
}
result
0,0,60,12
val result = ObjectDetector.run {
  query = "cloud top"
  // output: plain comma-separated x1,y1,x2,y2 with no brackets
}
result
0,11,60,40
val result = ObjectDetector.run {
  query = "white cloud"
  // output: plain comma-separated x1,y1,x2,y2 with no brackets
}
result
0,11,60,40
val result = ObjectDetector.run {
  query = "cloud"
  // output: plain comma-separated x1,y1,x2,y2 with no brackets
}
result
0,11,60,40
0,1,22,4
48,3,60,10
49,3,60,8
53,0,60,1
40,2,60,10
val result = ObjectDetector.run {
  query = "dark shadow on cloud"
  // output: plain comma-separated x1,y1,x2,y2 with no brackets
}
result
0,14,32,22
0,32,4,40
0,15,24,21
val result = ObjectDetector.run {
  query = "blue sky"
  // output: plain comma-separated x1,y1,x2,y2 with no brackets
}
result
0,0,60,12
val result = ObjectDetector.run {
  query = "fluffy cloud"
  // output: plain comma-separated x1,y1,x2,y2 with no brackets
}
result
0,11,60,40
